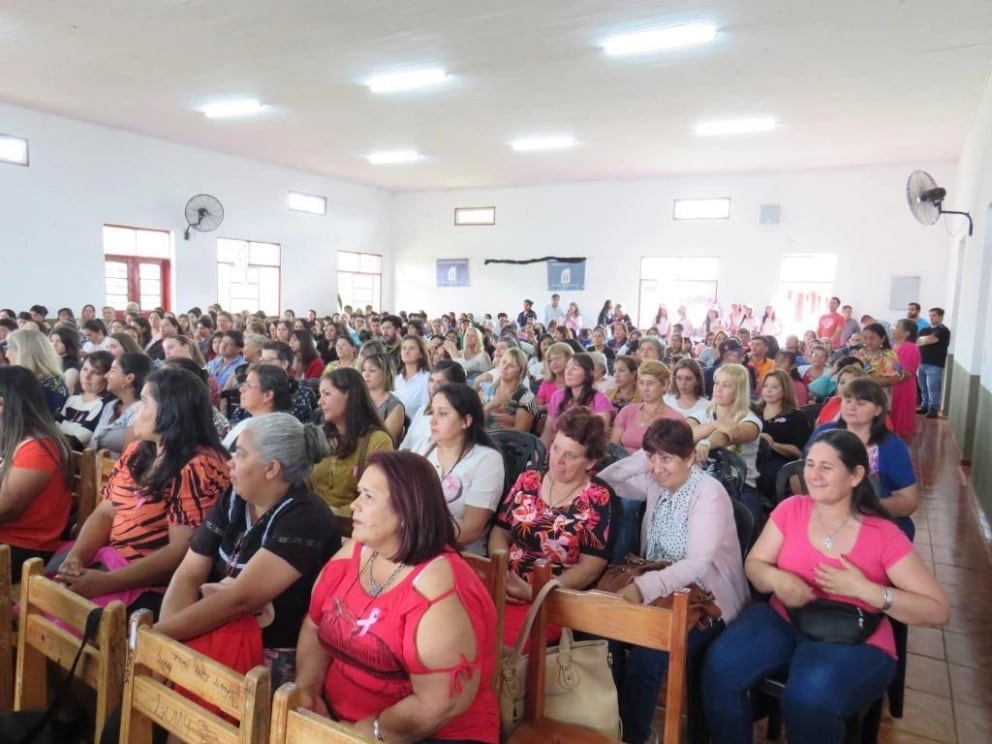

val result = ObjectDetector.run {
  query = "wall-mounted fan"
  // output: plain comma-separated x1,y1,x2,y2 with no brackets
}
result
184,194,225,240
906,170,972,236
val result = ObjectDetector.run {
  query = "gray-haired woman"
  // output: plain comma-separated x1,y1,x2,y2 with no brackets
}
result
156,413,341,688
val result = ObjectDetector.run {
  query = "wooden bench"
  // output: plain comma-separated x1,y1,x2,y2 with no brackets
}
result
270,683,375,743
120,610,271,744
15,557,126,739
508,561,690,744
70,449,100,535
461,549,507,693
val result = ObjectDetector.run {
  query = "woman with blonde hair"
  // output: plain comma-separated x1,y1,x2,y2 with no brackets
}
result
480,347,537,432
450,325,491,383
7,328,69,415
611,361,684,453
535,341,574,410
689,363,763,526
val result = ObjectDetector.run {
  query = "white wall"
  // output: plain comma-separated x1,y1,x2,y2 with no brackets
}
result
391,162,956,329
0,102,393,316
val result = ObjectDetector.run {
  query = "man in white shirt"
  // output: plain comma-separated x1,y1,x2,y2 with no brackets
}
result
544,293,566,326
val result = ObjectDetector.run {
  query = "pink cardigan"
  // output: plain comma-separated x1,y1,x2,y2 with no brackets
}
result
598,451,749,623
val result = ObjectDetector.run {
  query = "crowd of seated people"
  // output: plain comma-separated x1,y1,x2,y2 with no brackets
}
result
0,296,950,744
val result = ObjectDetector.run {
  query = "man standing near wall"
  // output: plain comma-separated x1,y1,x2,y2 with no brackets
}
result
840,305,860,344
517,299,537,327
917,307,950,418
907,302,930,332
817,296,845,349
544,293,566,326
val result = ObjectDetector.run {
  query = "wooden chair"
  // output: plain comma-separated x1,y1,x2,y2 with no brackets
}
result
509,561,690,744
15,558,126,740
460,550,508,693
0,545,12,712
269,682,374,743
120,610,271,744
96,448,118,486
70,449,100,534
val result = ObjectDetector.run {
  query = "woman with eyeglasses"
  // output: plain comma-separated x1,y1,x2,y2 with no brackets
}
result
222,365,297,450
423,383,505,555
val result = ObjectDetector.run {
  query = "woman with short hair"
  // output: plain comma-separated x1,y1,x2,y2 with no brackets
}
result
56,350,115,450
222,365,297,450
361,352,406,445
296,451,499,743
611,361,683,453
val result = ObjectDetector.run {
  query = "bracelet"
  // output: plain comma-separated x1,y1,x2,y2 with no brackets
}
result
880,587,894,612
372,717,384,741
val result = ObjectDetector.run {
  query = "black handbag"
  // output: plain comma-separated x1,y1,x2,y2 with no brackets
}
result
0,607,103,744
787,599,883,645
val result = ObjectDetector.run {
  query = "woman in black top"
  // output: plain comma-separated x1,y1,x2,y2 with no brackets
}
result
754,369,811,504
156,412,341,688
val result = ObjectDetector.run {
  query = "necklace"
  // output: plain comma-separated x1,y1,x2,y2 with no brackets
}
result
547,477,583,508
366,551,406,597
816,509,852,550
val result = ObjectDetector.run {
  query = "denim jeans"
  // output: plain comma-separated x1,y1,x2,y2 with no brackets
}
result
702,603,896,744
917,363,944,411
611,620,725,744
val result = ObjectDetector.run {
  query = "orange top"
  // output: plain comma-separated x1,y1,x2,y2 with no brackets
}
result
105,442,230,563
0,438,72,551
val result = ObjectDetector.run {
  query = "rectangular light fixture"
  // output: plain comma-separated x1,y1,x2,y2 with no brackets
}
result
602,22,717,56
454,207,496,226
695,117,778,136
288,191,327,215
673,198,731,220
202,99,266,118
368,68,449,93
509,135,575,152
0,134,29,166
368,149,421,165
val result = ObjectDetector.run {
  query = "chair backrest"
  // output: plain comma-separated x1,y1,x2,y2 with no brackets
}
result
270,683,374,743
460,550,508,692
490,430,547,493
774,459,807,505
799,403,825,428
731,497,756,557
0,545,12,711
120,610,271,744
70,449,99,533
706,448,747,500
97,447,118,484
15,558,126,739
523,561,689,744
598,442,630,470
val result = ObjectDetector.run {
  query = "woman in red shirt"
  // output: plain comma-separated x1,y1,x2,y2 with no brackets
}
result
0,366,73,581
291,330,325,380
296,451,499,744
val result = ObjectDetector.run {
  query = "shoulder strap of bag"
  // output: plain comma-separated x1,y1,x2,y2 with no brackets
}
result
355,434,372,479
17,607,103,744
509,578,562,659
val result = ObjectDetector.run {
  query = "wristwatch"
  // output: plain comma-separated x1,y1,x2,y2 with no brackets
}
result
372,717,384,741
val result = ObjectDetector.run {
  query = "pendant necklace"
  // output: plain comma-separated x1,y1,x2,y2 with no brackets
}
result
366,551,406,597
816,509,851,551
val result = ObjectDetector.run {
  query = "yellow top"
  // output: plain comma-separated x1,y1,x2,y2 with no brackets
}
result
308,430,393,516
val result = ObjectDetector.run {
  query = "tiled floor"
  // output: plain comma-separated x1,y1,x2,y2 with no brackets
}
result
665,416,992,743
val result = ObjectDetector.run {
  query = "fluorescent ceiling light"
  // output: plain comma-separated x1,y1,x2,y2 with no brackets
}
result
368,149,421,165
695,117,778,136
202,99,265,118
0,134,29,166
368,68,449,93
288,191,327,215
673,198,731,220
602,22,717,56
509,135,576,152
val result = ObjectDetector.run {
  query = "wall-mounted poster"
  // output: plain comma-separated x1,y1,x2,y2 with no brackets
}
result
436,258,470,287
547,259,585,291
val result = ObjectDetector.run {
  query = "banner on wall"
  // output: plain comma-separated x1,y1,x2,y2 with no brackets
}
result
436,259,470,287
547,259,586,291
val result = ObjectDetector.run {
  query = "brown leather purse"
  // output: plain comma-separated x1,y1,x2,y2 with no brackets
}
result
596,554,723,630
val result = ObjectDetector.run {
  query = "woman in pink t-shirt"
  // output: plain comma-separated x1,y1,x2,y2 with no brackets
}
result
610,361,683,453
541,353,613,447
702,429,948,744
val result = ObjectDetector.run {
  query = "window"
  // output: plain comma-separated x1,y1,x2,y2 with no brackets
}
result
217,238,281,316
337,251,383,311
777,254,838,337
103,225,171,310
454,206,496,226
638,257,719,330
288,191,327,215
0,134,29,166
673,198,731,220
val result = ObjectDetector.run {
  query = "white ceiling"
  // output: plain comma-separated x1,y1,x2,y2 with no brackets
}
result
2,0,991,191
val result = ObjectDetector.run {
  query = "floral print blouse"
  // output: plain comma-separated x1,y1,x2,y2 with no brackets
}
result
495,469,613,581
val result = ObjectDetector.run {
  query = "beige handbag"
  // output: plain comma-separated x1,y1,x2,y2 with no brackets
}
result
498,579,621,740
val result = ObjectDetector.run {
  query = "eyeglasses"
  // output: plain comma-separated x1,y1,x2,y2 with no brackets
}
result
239,382,261,391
